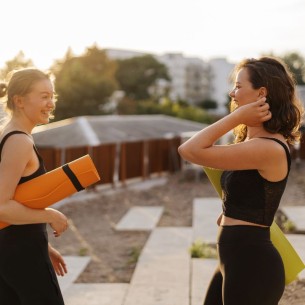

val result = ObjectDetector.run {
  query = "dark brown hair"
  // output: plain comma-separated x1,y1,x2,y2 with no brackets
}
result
230,56,303,144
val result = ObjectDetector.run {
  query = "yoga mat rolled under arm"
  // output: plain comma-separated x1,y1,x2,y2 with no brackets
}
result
0,154,101,230
203,166,305,285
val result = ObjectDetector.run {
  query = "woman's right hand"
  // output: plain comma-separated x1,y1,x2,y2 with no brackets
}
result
46,208,68,237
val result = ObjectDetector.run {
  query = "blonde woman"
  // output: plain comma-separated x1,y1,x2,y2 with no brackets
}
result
0,68,68,305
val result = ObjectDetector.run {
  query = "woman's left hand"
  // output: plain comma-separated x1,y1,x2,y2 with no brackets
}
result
48,244,68,276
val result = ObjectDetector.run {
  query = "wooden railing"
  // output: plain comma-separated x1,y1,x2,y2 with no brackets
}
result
37,131,305,188
37,137,182,188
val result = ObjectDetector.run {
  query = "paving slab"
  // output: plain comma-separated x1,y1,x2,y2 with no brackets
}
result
53,177,168,209
191,258,218,305
281,206,305,231
193,198,222,244
286,234,305,279
57,256,91,293
123,227,192,305
128,177,168,191
115,206,164,231
63,283,129,305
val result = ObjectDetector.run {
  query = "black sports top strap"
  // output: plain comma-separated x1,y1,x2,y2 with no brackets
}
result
0,131,46,184
0,131,30,161
260,137,291,170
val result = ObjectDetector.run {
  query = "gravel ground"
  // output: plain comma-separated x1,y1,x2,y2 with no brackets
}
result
49,160,305,304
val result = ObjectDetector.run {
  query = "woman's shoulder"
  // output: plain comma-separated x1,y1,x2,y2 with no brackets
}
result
0,130,32,141
249,136,289,160
0,130,34,153
252,135,289,149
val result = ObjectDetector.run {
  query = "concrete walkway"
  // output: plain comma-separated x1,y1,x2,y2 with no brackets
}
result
123,227,192,305
58,196,305,305
193,198,222,244
58,256,91,293
64,284,129,305
286,234,305,279
115,206,164,231
281,206,305,232
191,258,218,305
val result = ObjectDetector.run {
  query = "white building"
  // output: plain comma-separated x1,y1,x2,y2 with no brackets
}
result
156,53,211,105
105,48,147,60
105,48,235,113
209,58,235,115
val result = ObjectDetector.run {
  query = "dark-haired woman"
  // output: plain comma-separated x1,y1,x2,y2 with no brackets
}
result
178,56,303,305
0,68,68,304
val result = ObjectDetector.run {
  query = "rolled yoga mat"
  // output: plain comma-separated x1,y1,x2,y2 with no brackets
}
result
203,166,305,285
0,154,101,230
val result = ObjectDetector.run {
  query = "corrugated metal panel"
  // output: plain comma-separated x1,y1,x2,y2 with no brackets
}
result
33,115,205,148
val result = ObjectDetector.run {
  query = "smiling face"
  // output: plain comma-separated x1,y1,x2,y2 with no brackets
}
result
229,68,262,107
17,79,55,126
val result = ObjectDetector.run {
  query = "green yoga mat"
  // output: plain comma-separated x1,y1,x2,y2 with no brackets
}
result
203,166,305,285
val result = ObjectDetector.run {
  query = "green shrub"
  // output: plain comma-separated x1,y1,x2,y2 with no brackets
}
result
127,246,141,264
282,220,296,233
79,247,88,256
189,239,217,259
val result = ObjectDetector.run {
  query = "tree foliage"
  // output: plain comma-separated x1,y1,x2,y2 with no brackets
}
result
281,52,305,85
52,46,118,120
117,97,214,124
198,99,218,110
0,51,34,79
115,55,170,100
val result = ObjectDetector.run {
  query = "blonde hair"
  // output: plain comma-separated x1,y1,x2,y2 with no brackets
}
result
0,68,54,129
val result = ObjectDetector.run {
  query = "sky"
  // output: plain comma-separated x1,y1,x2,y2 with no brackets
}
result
1,0,305,71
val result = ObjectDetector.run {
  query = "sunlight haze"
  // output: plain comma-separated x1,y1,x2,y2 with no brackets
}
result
1,0,305,70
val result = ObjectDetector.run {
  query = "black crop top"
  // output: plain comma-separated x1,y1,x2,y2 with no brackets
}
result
0,131,46,184
220,137,291,226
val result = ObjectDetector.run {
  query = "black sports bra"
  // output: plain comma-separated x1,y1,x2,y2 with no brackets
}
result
0,131,46,184
220,137,291,227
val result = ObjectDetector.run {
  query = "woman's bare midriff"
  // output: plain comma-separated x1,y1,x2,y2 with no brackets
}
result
219,214,269,228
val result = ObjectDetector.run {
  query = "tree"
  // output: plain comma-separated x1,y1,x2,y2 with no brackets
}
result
281,52,305,85
198,99,218,110
115,55,170,100
52,46,118,120
0,51,34,78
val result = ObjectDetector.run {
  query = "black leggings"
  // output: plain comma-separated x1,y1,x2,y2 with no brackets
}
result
204,225,285,305
0,224,65,305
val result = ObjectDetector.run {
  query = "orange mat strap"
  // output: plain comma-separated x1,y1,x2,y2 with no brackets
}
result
62,164,85,191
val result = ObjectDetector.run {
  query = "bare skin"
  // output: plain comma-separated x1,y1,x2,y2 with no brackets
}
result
178,68,289,228
0,78,68,275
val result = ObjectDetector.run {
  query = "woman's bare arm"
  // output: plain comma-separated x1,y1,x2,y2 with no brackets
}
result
0,134,66,231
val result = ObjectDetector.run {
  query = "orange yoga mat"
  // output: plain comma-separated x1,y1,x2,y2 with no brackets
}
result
0,154,101,230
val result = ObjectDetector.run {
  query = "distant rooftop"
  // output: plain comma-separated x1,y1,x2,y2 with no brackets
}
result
33,115,206,148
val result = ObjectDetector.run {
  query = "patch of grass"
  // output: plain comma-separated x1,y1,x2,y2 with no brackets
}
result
189,239,217,259
127,246,141,265
275,210,297,233
79,247,88,256
282,220,296,233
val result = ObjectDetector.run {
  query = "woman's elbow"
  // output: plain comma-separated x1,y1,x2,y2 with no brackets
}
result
178,143,194,162
178,143,186,158
0,206,5,222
